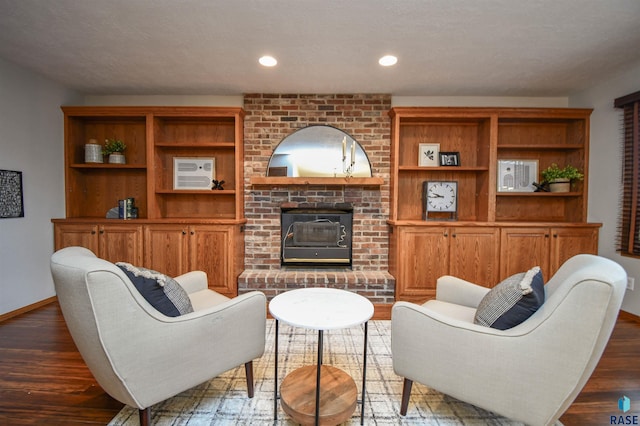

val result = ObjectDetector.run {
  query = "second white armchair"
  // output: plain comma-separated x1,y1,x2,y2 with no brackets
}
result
391,254,626,426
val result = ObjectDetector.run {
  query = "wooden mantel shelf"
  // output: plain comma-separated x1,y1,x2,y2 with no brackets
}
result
250,176,384,187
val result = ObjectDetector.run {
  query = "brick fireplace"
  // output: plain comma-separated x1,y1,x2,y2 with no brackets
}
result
238,94,395,304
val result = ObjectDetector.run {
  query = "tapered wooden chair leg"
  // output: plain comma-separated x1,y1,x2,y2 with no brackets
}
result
400,378,413,416
245,361,255,398
139,407,150,426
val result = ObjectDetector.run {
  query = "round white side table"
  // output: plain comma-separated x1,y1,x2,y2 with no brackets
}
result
269,287,374,426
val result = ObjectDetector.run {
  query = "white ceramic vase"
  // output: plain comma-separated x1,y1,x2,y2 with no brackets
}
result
84,143,103,163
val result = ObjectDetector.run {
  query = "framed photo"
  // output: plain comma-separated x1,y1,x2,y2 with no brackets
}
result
418,143,440,167
497,159,539,192
439,152,460,166
173,157,215,190
0,169,24,218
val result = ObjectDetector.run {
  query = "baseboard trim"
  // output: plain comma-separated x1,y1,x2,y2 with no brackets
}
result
620,310,640,323
0,296,58,323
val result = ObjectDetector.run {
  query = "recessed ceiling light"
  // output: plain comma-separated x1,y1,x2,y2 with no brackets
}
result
379,55,398,66
259,56,278,67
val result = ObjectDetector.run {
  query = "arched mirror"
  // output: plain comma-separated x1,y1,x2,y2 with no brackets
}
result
266,125,373,177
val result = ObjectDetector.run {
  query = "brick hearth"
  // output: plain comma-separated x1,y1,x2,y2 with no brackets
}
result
239,94,395,303
240,269,395,303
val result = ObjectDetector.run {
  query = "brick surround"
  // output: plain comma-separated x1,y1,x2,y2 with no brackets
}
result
239,94,395,303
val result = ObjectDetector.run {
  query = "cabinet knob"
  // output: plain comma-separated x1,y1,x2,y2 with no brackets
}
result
91,230,96,235
182,230,187,235
99,230,104,234
452,234,456,238
190,231,195,235
443,233,448,237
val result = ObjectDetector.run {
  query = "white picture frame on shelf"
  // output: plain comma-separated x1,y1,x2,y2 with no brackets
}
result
173,157,215,190
497,159,538,192
418,143,440,167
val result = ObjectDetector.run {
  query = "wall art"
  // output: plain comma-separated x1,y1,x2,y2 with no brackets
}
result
0,169,24,218
497,159,538,192
418,143,440,167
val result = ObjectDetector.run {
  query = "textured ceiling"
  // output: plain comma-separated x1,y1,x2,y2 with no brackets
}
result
0,0,639,96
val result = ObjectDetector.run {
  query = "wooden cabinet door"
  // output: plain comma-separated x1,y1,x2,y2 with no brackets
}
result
99,224,143,265
188,225,236,297
394,227,449,302
549,227,599,275
54,223,99,253
450,227,500,288
500,227,550,280
144,224,189,278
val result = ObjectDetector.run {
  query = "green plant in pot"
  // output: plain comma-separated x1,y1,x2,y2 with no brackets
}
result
103,138,127,164
541,163,584,192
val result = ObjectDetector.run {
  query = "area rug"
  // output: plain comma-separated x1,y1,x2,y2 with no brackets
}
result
109,320,530,425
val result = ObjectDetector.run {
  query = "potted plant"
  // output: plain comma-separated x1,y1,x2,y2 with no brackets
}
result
103,138,127,164
541,163,584,192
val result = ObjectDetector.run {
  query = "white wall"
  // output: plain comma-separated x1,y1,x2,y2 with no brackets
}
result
0,58,81,315
570,59,640,316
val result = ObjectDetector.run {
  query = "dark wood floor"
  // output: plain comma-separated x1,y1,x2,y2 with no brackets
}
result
0,302,639,425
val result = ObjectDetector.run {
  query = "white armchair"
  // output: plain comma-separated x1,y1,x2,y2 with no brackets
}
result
50,246,266,425
391,254,627,426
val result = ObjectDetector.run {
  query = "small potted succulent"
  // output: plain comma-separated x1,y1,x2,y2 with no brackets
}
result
541,163,584,192
103,138,127,164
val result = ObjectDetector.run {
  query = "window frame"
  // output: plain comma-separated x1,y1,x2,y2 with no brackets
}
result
615,90,640,256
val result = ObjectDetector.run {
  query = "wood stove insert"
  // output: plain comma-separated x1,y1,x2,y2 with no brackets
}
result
281,206,353,267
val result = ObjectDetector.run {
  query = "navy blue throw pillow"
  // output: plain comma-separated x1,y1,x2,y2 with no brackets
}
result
474,266,545,330
116,263,193,317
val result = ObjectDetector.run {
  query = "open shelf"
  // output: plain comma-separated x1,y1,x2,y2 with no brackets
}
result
497,144,583,150
155,142,236,148
70,163,147,169
496,191,582,197
389,107,592,224
61,106,245,221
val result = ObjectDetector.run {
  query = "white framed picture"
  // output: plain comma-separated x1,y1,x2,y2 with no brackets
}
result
497,159,538,192
418,143,440,167
173,157,215,190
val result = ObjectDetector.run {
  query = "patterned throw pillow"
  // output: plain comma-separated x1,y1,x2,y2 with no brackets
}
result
474,266,545,330
116,262,194,317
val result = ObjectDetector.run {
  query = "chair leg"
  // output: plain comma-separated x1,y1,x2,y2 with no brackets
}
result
245,360,255,398
400,378,413,416
139,407,150,426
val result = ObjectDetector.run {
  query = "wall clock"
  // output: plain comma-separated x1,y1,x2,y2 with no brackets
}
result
423,181,458,220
